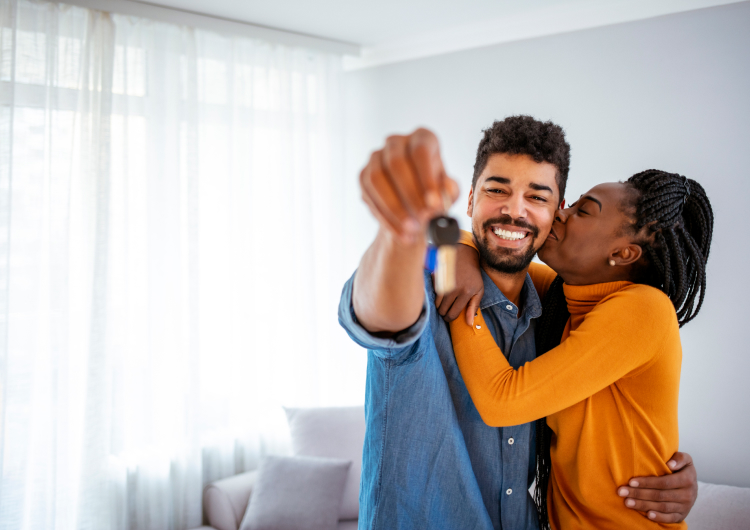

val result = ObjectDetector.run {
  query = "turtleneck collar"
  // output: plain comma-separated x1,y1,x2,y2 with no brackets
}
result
563,281,633,315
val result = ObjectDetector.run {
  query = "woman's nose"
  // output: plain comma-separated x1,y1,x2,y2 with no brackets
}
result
555,207,569,224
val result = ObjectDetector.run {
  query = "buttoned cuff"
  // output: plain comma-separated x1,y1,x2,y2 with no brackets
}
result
338,271,429,353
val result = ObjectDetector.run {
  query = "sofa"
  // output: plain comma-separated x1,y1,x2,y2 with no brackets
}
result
190,407,750,530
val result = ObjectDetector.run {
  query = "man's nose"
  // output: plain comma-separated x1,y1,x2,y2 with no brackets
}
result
501,193,527,219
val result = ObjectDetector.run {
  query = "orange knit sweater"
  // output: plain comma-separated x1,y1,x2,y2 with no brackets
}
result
449,262,685,529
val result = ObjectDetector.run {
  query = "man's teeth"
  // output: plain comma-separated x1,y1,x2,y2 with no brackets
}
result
493,228,527,241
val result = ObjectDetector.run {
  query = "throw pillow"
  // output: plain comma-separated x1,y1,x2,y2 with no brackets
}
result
284,406,365,520
239,455,351,530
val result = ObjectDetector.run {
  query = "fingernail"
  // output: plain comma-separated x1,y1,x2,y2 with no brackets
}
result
649,512,656,519
625,499,635,507
618,488,628,497
668,460,676,469
629,480,639,487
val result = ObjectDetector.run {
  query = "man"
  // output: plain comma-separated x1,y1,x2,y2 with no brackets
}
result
339,116,697,529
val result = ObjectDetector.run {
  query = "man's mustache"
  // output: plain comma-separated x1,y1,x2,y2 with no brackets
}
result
482,216,539,237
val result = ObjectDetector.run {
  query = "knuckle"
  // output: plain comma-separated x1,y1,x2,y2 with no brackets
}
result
368,167,386,187
654,475,675,488
385,135,405,151
409,140,429,161
413,127,435,143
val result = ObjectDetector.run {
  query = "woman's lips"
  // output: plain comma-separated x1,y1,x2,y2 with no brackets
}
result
547,226,559,241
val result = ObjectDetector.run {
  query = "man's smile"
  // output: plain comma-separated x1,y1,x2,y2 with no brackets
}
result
488,223,532,248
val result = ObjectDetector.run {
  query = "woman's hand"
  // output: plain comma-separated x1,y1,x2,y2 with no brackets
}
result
617,451,699,523
434,243,484,326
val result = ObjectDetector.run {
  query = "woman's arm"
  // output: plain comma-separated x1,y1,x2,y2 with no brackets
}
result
450,285,677,426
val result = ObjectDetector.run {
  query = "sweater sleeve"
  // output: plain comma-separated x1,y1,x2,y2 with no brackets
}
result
458,229,478,250
450,285,677,427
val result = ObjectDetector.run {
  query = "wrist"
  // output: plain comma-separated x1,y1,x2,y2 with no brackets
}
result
379,226,427,254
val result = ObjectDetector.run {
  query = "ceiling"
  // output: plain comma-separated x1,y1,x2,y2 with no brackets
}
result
138,0,570,46
134,0,746,67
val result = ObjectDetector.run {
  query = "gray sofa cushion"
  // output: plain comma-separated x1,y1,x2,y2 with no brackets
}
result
686,481,750,530
284,406,365,520
239,455,351,530
204,470,258,530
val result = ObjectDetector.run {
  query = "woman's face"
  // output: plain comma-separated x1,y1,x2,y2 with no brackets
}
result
538,182,641,285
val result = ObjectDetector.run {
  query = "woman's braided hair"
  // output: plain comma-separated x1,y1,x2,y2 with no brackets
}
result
533,276,568,530
624,169,714,327
532,169,714,529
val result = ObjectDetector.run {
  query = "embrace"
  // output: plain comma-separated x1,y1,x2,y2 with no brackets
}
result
339,116,712,529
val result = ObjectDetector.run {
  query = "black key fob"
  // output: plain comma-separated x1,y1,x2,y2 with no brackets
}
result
428,215,460,246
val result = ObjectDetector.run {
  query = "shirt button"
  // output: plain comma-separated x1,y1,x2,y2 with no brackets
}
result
476,324,481,329
506,488,513,495
506,304,513,311
508,437,514,445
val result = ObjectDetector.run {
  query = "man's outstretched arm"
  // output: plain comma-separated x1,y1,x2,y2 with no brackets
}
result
353,130,457,334
619,451,699,523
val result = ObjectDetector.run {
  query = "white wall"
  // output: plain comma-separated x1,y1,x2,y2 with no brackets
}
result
341,2,750,487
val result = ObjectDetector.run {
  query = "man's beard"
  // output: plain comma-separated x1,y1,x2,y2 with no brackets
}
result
474,216,540,274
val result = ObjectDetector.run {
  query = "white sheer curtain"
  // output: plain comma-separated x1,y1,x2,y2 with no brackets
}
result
0,1,361,528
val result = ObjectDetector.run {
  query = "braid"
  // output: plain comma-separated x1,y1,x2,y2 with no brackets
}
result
533,276,569,530
626,170,714,327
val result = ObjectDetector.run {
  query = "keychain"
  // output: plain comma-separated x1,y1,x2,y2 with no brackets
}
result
428,197,460,295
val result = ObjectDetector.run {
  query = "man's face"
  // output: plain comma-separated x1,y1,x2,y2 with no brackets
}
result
467,153,559,274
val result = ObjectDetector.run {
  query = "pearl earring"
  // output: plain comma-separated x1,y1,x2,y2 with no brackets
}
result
609,259,616,266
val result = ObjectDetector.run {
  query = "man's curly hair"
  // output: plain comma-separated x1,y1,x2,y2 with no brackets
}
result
472,115,570,203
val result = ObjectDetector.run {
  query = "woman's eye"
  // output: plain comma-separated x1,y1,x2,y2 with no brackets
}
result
578,209,589,215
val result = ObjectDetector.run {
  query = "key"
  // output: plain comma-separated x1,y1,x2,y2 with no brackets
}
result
429,209,460,295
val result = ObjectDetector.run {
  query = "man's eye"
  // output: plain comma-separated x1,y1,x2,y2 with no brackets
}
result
488,188,506,194
531,196,548,202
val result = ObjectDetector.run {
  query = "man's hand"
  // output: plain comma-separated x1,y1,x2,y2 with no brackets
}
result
434,244,484,326
359,129,459,243
353,129,459,334
618,452,698,523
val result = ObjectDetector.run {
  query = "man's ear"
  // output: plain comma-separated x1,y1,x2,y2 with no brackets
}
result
609,244,643,267
467,188,474,217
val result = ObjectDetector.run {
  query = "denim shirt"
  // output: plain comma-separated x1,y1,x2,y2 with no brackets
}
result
338,268,542,530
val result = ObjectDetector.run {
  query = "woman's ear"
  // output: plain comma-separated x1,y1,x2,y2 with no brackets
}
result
609,244,643,267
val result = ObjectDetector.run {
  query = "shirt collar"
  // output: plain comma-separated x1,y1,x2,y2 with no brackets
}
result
479,268,542,320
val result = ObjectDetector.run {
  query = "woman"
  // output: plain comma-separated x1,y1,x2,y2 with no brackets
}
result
450,170,713,529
